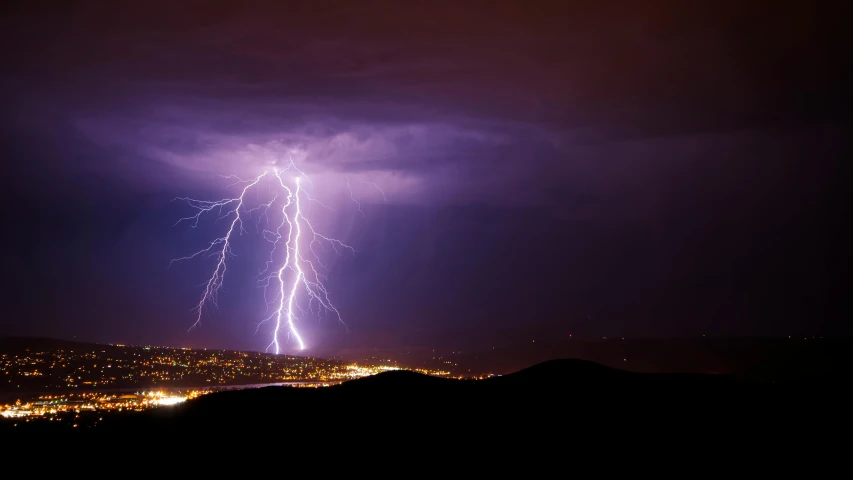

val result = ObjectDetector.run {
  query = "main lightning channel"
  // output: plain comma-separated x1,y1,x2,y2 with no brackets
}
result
173,166,358,353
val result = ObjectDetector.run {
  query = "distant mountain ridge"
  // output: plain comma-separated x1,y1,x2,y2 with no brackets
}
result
5,356,846,437
81,359,794,437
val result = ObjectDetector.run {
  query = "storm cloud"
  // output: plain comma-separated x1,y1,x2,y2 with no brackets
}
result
1,0,849,353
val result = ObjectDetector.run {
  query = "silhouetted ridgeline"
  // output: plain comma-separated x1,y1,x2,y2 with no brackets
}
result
82,358,837,437
4,358,845,447
380,336,853,383
517,337,850,383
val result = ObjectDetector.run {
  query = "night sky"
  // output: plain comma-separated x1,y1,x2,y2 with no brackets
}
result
1,1,849,357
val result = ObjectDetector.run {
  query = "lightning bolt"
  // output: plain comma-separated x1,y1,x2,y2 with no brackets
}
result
172,163,363,353
361,179,388,202
345,176,364,217
171,172,267,330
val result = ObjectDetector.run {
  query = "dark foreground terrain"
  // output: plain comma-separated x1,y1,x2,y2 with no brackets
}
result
5,359,844,442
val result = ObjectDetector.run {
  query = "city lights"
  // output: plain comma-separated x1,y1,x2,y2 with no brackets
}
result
1,342,460,427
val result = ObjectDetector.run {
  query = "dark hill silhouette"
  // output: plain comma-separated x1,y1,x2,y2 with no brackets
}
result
468,337,853,385
5,357,844,443
336,368,453,389
77,357,806,438
3,336,846,439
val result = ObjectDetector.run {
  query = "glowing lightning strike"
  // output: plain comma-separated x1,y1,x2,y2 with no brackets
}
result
172,165,361,354
171,172,267,330
361,179,388,202
345,176,364,217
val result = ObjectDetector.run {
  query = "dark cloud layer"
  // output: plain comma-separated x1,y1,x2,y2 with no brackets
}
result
1,0,849,353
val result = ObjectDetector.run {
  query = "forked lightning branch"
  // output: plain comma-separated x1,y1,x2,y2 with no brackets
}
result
170,162,367,354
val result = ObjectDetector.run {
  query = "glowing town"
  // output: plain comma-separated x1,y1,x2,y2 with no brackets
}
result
1,340,457,426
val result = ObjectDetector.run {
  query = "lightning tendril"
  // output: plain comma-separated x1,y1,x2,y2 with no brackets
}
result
171,162,369,353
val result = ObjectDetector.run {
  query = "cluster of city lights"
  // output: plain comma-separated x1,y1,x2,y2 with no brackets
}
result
1,361,461,427
0,389,207,427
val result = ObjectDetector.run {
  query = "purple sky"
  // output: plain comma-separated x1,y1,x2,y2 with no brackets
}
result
1,1,849,356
